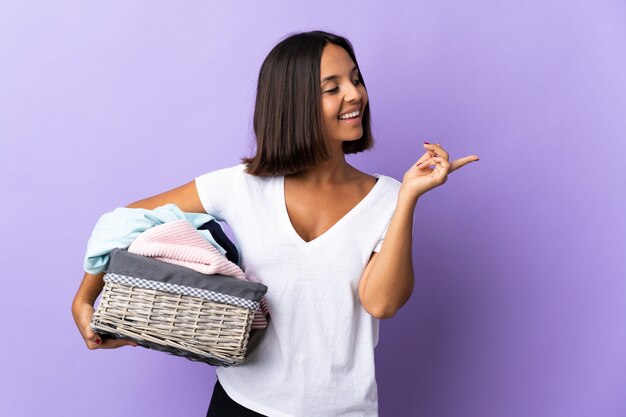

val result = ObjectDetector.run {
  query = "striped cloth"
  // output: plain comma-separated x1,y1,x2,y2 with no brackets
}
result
128,219,268,329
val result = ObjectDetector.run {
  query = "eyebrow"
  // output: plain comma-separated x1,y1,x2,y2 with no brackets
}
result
321,66,359,83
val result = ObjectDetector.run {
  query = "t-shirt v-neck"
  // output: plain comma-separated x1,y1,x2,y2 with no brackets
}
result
279,175,384,248
195,164,401,417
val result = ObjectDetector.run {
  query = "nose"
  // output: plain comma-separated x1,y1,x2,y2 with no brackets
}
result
344,81,362,103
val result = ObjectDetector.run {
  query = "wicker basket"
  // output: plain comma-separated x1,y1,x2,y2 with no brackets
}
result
91,248,268,367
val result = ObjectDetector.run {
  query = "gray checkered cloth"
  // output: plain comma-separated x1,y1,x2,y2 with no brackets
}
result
106,248,268,309
104,272,260,310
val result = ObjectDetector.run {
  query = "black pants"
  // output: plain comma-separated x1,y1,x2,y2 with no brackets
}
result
206,379,267,417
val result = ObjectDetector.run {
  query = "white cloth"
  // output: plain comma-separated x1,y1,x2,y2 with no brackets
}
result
195,164,401,417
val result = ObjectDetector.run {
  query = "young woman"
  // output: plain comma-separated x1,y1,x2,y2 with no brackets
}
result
72,30,479,417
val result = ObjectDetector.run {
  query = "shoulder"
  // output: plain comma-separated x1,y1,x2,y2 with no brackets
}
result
193,164,250,218
372,173,402,206
348,166,401,196
195,163,278,196
376,173,402,189
195,163,246,183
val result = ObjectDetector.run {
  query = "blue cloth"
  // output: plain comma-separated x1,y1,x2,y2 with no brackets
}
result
84,204,224,274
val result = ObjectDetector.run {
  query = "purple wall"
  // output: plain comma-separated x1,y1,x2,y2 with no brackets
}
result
1,1,625,416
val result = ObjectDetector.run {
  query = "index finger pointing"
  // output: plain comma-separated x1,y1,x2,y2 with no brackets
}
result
449,155,480,173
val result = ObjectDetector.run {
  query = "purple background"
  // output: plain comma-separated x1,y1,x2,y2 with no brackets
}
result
1,1,625,416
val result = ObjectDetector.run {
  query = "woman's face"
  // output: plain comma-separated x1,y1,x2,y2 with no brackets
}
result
319,43,368,150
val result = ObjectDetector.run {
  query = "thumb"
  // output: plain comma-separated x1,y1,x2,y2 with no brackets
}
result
83,324,104,347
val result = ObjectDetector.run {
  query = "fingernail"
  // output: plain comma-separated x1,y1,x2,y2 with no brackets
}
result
424,141,430,144
416,162,423,166
95,338,101,345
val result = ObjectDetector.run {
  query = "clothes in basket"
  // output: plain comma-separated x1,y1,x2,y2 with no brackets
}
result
127,219,268,329
91,247,268,366
84,203,234,274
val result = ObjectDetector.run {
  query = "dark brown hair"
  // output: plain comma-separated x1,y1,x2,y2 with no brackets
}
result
242,30,374,176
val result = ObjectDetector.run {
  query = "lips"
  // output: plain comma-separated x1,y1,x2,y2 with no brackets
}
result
339,113,359,121
338,106,361,119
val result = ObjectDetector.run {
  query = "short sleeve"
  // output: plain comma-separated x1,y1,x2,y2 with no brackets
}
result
194,164,244,222
372,223,389,253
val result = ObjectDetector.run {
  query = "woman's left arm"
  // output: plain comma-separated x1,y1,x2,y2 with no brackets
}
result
358,142,479,319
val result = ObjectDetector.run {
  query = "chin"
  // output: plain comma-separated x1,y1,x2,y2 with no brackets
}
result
325,129,363,146
337,129,364,142
344,132,364,141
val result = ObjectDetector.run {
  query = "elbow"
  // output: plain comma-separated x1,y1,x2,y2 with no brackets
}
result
373,311,396,320
365,304,398,320
361,290,414,320
360,292,402,320
374,307,397,320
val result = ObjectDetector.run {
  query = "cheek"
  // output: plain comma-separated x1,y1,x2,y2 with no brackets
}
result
321,100,340,124
360,87,368,106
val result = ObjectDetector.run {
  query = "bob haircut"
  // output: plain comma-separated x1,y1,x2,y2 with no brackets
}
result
242,30,374,176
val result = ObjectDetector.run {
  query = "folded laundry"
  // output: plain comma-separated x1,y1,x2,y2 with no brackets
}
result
128,219,269,329
106,248,267,309
128,219,246,279
84,204,231,274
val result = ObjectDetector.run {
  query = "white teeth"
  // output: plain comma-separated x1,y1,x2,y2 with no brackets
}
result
338,110,360,120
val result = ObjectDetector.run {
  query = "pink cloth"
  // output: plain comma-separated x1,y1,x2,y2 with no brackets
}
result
128,219,245,279
128,219,268,329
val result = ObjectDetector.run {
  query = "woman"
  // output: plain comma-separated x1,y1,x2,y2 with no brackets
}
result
72,30,479,416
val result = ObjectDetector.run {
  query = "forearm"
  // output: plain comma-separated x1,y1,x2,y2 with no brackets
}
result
361,191,417,318
72,271,105,307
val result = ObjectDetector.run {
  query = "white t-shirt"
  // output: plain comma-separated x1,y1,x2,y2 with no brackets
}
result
195,164,401,417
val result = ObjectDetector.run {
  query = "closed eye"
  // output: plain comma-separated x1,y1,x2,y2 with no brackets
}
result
323,79,362,94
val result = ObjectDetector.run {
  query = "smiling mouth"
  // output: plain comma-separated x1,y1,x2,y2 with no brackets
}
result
338,110,361,120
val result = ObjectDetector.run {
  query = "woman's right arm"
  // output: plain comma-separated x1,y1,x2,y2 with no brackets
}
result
72,180,205,349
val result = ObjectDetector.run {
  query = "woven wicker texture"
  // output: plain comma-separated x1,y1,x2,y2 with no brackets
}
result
91,281,256,366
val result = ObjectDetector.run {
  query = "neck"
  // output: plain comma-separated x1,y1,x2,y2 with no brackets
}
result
291,144,352,184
